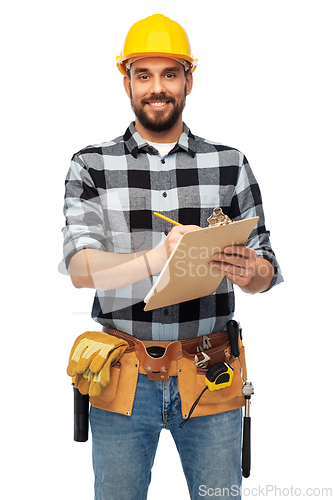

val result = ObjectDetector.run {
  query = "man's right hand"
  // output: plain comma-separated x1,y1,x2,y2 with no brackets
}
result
164,225,200,258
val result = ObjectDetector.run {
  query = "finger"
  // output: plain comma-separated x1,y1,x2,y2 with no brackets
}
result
213,247,256,265
224,269,254,287
170,224,200,236
165,225,200,257
221,264,246,278
212,260,254,279
182,224,201,232
209,261,242,275
213,254,248,269
76,350,100,374
212,255,253,273
75,373,90,395
223,246,257,260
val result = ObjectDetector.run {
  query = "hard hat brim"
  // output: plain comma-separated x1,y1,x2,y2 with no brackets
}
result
116,52,198,75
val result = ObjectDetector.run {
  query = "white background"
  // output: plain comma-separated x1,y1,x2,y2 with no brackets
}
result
2,0,332,498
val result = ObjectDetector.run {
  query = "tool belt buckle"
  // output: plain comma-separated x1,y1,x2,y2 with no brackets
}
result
135,341,182,381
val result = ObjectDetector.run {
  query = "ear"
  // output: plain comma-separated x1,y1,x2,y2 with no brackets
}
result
185,71,193,96
123,75,131,98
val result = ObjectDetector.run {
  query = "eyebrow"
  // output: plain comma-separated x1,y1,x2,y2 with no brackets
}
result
133,66,181,75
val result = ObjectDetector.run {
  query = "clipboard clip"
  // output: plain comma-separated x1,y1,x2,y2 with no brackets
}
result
207,207,232,227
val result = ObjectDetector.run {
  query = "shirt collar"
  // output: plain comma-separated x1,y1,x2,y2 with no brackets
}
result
124,122,196,159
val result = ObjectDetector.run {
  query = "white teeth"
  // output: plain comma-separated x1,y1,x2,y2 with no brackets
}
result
149,102,167,107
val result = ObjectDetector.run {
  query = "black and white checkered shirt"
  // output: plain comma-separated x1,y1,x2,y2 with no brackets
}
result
63,122,283,341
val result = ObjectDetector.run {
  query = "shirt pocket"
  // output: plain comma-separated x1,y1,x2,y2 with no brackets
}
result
184,192,221,227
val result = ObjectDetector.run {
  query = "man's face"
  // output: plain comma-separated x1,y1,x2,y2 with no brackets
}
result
124,58,193,134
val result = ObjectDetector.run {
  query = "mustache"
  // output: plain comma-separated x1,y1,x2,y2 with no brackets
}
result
142,93,176,105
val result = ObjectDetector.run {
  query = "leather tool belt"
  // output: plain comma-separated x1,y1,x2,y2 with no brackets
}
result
89,328,247,419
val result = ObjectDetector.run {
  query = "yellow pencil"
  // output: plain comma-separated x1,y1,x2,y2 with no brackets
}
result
153,212,183,226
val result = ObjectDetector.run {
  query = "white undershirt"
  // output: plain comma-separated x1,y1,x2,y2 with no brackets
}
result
147,141,177,157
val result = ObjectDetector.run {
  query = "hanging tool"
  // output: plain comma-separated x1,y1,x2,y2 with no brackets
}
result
228,320,254,477
242,381,254,477
227,319,240,358
200,335,213,351
194,351,210,369
73,385,89,442
194,335,212,369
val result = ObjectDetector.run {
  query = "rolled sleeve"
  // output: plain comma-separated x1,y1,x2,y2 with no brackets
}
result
62,154,106,269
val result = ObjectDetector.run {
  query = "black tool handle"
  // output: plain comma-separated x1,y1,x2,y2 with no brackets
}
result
242,415,251,478
227,319,240,358
73,386,89,442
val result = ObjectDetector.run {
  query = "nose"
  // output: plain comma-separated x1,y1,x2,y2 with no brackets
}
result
150,75,166,95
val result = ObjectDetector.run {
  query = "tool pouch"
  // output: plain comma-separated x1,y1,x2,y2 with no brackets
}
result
178,345,247,419
89,333,139,416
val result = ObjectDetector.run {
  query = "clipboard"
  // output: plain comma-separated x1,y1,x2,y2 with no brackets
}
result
144,216,259,311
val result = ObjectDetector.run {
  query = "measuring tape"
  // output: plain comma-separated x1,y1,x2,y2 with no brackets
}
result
205,362,234,391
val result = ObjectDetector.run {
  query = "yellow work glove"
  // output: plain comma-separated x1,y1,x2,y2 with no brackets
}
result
67,331,128,397
72,368,104,398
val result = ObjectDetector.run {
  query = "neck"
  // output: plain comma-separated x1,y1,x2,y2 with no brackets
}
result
134,117,183,143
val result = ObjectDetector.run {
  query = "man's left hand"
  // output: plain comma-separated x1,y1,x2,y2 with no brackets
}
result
210,245,257,287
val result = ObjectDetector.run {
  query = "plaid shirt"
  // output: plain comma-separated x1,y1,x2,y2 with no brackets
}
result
63,122,283,341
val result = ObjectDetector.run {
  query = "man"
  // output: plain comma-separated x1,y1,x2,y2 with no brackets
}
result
63,14,283,500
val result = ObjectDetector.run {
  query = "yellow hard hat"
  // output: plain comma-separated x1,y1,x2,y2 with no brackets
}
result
116,14,198,75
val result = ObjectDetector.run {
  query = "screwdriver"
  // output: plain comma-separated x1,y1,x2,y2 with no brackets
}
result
227,319,240,358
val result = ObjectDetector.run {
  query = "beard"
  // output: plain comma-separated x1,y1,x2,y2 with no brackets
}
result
130,88,187,133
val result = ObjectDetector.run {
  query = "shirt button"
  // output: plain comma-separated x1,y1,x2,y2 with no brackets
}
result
164,229,169,236
161,159,166,164
162,191,167,198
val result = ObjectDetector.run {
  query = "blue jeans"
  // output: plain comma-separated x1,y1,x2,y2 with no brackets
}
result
90,374,242,500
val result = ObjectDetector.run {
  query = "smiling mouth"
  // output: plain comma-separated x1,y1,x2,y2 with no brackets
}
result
147,101,170,108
